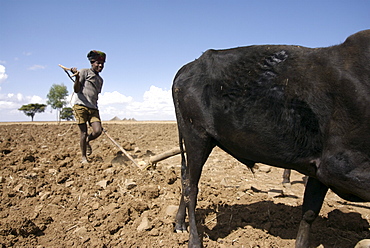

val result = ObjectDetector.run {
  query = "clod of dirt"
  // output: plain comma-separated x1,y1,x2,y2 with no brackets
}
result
56,172,69,184
124,179,137,190
0,217,42,237
131,200,149,214
165,169,177,184
23,155,36,163
140,185,160,199
1,149,12,155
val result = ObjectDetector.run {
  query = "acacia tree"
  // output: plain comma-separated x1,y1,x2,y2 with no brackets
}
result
60,107,74,121
47,83,68,122
19,103,47,121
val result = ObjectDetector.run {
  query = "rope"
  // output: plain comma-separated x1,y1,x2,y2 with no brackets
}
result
57,64,77,137
57,121,75,136
57,92,76,136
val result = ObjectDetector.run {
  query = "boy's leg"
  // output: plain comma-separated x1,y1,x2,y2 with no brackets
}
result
86,121,102,155
86,107,103,155
88,121,103,142
78,123,89,163
73,105,89,163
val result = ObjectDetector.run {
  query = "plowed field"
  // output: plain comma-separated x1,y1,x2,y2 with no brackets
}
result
1,122,369,247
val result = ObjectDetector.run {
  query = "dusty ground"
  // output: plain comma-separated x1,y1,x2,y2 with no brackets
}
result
0,122,369,248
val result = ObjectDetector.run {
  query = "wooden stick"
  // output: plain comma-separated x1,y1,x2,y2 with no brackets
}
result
58,64,71,71
58,64,79,77
102,129,141,168
149,147,182,165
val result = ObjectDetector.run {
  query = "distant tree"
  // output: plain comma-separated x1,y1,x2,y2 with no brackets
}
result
18,103,47,121
60,107,74,121
47,83,68,122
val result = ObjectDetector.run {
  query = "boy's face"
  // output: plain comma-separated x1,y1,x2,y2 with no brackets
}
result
91,60,104,73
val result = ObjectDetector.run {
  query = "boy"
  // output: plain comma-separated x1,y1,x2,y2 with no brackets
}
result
71,50,106,163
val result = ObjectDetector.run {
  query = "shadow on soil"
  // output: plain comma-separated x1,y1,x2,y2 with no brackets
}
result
196,201,369,248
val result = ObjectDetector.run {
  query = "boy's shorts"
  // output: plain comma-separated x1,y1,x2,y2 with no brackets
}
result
73,104,101,125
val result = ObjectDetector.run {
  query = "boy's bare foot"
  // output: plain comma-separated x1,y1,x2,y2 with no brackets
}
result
86,143,92,156
81,158,89,164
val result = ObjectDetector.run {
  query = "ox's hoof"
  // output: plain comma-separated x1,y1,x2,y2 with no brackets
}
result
174,223,188,233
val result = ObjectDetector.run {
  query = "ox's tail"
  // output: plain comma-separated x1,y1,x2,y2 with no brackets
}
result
178,129,187,180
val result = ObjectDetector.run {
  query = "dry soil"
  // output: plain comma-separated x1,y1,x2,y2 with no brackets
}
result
0,122,369,247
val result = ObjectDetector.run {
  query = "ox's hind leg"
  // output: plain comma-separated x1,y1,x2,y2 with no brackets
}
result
295,177,328,248
175,134,213,248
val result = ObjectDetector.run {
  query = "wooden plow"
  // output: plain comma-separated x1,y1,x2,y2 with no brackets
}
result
103,129,183,170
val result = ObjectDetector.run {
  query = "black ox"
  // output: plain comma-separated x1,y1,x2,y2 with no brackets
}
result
172,30,370,248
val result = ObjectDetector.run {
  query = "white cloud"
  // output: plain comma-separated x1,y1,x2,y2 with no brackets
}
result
28,65,46,70
0,65,8,84
98,85,175,121
126,85,174,116
0,100,17,109
0,92,51,121
30,95,44,103
0,93,46,110
99,91,133,105
0,85,176,122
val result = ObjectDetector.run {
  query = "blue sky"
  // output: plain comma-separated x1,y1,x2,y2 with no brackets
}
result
0,0,369,121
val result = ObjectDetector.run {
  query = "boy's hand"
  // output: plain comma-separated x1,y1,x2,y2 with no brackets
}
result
71,67,79,77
